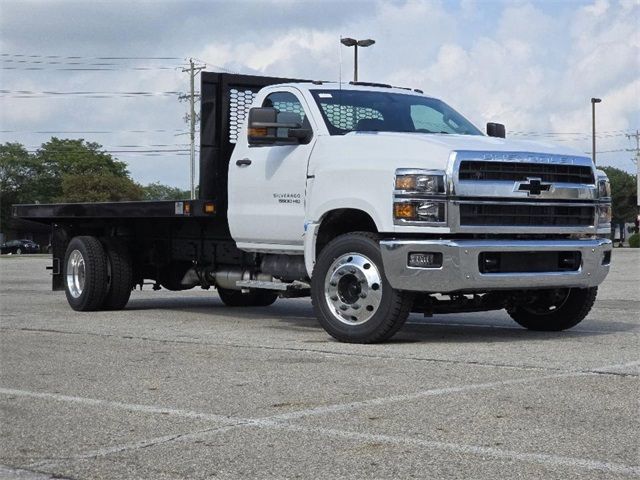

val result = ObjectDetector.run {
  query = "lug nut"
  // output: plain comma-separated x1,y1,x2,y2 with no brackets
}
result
339,305,348,311
330,295,338,301
359,293,367,298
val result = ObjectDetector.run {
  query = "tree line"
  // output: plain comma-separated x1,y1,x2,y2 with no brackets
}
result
0,138,190,229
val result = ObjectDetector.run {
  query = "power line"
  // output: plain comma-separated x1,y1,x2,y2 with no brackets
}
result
511,131,632,138
0,89,182,98
1,53,183,60
583,149,627,154
2,66,182,72
2,59,177,66
0,129,188,134
25,149,189,154
26,144,189,149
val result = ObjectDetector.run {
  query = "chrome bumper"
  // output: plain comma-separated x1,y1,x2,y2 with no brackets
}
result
379,238,612,293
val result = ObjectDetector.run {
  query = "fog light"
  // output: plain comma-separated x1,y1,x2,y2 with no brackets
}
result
408,252,443,268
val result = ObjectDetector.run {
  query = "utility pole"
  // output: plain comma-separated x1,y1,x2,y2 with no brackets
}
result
182,58,204,200
626,129,640,207
591,98,601,165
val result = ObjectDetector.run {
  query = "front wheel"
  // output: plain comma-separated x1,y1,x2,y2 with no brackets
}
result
311,232,413,343
507,287,598,331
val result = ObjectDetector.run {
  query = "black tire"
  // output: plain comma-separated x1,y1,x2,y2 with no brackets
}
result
217,287,278,307
311,232,413,343
101,238,133,310
507,287,598,331
64,236,109,311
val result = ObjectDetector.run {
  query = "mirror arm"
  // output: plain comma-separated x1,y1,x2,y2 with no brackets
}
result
251,121,301,129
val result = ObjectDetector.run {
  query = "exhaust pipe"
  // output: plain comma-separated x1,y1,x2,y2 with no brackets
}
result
180,267,273,290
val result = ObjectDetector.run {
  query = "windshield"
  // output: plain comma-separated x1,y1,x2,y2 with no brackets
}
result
311,90,483,136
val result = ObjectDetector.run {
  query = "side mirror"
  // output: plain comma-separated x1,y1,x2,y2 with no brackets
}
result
247,107,311,146
487,122,506,138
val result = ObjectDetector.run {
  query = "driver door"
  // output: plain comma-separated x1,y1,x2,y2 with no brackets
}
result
228,89,315,253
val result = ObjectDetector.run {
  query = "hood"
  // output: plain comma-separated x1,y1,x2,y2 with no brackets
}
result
348,131,586,157
310,131,591,176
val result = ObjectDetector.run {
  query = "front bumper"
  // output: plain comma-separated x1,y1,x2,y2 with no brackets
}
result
379,238,612,293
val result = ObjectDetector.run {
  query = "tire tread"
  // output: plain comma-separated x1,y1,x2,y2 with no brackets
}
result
507,287,598,331
101,238,133,310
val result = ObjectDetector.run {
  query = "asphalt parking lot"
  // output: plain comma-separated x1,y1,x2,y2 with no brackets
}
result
0,252,638,479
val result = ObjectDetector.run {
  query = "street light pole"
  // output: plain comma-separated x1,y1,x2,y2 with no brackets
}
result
340,37,375,82
354,44,358,82
591,97,601,165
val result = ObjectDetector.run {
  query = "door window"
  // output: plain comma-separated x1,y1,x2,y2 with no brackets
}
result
262,92,311,130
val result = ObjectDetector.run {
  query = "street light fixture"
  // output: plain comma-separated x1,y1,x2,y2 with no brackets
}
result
591,97,601,165
340,37,375,82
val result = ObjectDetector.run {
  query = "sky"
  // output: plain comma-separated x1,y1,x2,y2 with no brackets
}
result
1,0,639,189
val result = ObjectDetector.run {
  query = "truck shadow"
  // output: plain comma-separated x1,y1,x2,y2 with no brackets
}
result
125,296,635,343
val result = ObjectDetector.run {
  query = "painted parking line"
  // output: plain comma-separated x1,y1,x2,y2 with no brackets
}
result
3,361,638,475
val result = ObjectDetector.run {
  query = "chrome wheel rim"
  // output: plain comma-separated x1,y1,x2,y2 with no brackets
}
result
324,253,383,326
66,249,86,298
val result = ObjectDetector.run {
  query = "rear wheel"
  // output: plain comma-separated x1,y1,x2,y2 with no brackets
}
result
101,239,133,310
64,236,109,311
217,287,278,307
311,232,413,343
507,287,598,331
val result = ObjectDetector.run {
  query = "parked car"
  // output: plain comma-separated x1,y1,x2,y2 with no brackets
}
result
0,239,40,255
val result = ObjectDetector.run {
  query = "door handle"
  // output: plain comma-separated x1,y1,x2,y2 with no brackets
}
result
236,158,252,166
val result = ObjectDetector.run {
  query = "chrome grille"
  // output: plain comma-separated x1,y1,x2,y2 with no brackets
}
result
459,160,594,184
459,203,595,227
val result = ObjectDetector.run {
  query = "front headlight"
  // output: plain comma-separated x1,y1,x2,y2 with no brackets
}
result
394,169,447,225
395,169,446,195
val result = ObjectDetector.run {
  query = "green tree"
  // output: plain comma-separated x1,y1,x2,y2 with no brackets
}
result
142,182,190,200
600,167,637,223
35,138,133,202
0,143,43,229
61,174,144,202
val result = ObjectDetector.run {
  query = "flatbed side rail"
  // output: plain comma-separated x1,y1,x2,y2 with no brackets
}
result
12,199,217,221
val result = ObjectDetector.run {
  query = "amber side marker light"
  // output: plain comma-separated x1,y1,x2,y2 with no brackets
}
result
394,203,416,220
248,127,268,137
204,202,215,214
184,202,191,215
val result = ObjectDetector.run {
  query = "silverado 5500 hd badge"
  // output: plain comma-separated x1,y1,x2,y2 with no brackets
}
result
273,193,301,204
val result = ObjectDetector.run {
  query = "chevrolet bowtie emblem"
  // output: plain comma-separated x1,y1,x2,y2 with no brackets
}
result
517,177,551,196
